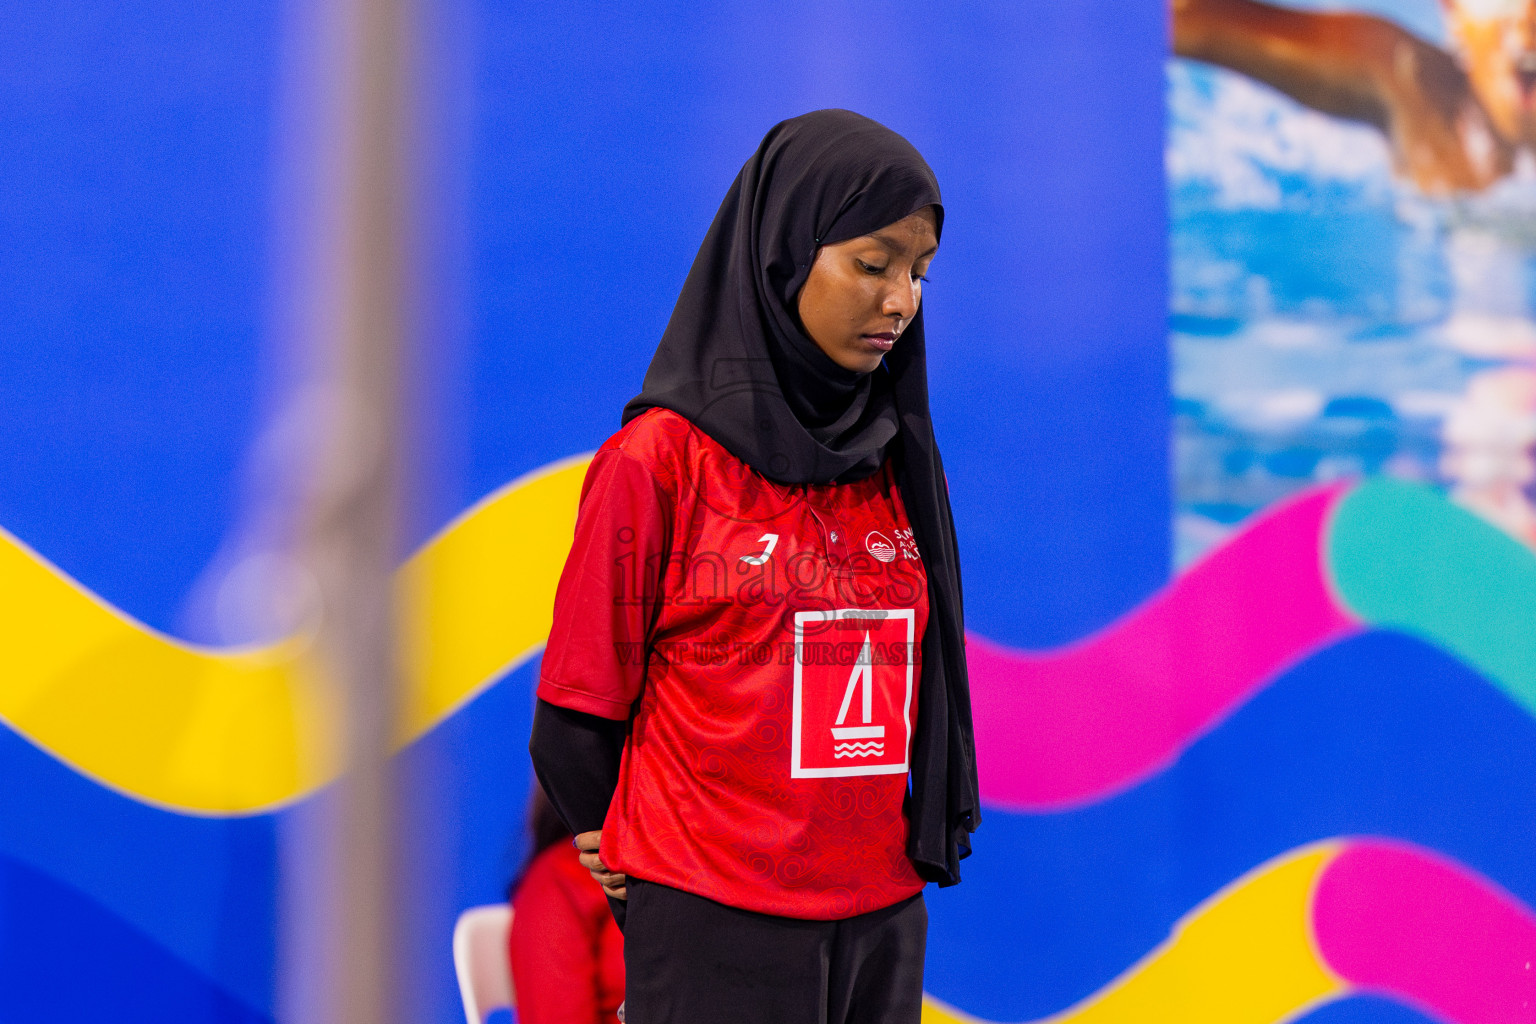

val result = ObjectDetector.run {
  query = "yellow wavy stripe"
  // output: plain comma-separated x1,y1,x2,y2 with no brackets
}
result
397,454,590,740
921,843,1348,1024
0,454,592,814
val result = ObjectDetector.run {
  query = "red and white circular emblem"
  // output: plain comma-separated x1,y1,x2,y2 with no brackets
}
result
865,531,897,563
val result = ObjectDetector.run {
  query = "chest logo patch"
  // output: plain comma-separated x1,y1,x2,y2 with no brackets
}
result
865,531,897,563
791,609,915,779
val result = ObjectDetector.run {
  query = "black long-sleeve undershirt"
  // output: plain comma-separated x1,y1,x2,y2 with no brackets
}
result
528,698,629,836
529,699,631,929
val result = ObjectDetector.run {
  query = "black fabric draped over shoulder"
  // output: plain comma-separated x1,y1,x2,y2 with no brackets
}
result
625,108,979,885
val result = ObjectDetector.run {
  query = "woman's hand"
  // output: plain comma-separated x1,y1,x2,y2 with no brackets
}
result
574,830,627,900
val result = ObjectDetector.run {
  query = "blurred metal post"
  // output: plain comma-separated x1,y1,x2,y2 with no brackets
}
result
286,0,412,1017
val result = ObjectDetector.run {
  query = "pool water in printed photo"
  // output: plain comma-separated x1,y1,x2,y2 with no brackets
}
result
1170,58,1536,566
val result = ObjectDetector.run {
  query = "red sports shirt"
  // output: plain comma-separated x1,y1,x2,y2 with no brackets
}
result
537,408,929,919
509,843,625,1024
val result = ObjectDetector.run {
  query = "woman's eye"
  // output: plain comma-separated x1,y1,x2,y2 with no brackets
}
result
857,260,886,275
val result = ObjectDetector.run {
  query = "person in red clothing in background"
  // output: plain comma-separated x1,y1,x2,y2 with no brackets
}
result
507,786,624,1024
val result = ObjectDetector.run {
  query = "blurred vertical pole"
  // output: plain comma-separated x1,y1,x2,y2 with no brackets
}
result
281,0,412,1016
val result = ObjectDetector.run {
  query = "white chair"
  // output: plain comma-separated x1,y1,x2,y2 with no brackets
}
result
453,904,515,1024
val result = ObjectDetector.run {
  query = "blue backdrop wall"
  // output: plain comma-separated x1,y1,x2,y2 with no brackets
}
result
13,2,1522,1023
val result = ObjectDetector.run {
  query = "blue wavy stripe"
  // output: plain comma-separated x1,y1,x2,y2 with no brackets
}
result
1298,997,1440,1024
926,630,1536,1022
0,852,270,1023
7,631,1524,1024
0,722,277,1015
389,657,539,1024
0,650,537,1024
0,644,541,1024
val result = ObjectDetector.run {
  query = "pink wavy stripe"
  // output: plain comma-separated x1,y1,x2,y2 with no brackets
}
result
969,484,1361,811
1315,840,1536,1022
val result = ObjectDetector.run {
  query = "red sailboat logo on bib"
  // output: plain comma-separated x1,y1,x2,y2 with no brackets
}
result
791,608,915,778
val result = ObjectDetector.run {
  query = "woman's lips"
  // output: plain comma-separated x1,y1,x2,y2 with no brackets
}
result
861,333,896,352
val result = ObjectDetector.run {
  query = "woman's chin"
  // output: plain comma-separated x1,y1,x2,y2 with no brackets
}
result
836,345,888,374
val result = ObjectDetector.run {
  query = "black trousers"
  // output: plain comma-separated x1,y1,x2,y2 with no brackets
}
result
621,878,927,1024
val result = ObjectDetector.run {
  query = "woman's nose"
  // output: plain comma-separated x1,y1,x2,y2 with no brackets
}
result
881,278,919,320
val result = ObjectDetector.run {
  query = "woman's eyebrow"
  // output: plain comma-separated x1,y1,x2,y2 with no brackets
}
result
866,232,939,258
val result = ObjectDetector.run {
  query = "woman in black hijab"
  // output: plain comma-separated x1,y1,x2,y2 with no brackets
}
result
530,109,978,1024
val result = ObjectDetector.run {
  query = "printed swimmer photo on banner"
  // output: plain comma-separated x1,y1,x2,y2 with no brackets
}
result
1156,1,1536,1022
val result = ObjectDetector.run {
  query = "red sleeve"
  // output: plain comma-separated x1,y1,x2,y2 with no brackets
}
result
538,446,672,720
509,848,606,1024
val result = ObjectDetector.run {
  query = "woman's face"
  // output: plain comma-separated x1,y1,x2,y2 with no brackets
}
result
796,206,938,374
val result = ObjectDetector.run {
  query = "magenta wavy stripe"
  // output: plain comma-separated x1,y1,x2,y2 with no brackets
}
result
1317,840,1536,1019
969,484,1362,811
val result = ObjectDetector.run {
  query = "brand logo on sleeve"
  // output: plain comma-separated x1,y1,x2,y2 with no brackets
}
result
864,531,897,563
791,609,915,778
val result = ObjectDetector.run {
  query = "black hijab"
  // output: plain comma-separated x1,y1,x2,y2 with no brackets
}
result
624,109,979,885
